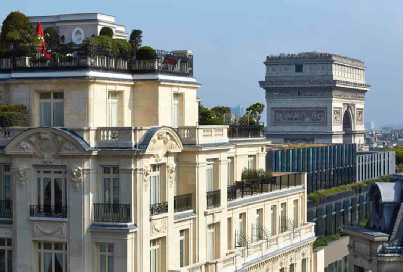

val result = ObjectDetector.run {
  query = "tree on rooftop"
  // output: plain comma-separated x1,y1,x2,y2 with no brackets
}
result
44,27,60,52
210,106,232,124
129,29,143,51
0,11,35,57
99,26,114,38
239,102,265,125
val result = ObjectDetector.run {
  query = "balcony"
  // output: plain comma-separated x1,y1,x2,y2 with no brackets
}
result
176,126,229,145
0,200,12,220
227,125,264,139
150,202,168,216
30,205,67,218
93,203,131,223
174,193,193,212
0,50,193,77
207,190,221,209
227,173,304,202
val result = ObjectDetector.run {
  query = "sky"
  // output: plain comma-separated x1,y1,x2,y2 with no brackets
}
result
0,0,402,127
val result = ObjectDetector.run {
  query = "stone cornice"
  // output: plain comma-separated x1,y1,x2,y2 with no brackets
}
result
259,79,369,90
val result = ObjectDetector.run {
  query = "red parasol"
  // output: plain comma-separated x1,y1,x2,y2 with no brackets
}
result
36,22,52,60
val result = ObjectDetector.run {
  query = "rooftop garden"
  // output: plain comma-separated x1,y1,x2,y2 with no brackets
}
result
0,11,193,76
198,102,265,137
308,176,391,205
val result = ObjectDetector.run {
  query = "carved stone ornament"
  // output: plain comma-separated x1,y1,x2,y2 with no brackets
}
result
272,107,327,126
71,167,83,190
166,164,176,186
14,168,29,184
146,131,182,158
7,130,81,162
32,221,66,240
143,166,151,191
333,108,342,124
150,218,167,238
356,109,364,124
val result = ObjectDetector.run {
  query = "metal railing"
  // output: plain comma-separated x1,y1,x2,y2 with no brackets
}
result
207,190,221,209
227,125,264,138
174,193,193,212
227,174,303,201
0,200,12,219
150,202,168,216
0,52,194,77
93,203,131,223
30,205,67,218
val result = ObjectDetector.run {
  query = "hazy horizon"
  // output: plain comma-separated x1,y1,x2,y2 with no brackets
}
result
1,0,402,127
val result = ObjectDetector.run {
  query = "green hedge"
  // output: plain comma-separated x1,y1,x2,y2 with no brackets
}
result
0,104,29,127
136,46,157,60
308,177,391,205
313,233,341,249
81,36,132,58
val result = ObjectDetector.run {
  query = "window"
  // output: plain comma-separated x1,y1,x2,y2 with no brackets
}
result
103,166,119,204
97,243,113,272
172,94,181,127
237,213,246,247
227,218,233,250
40,92,64,127
302,258,307,272
289,263,295,272
206,161,214,192
247,155,256,170
0,165,11,201
107,92,120,127
253,209,263,241
228,157,234,185
36,169,66,216
293,199,299,228
207,224,216,261
150,239,161,272
280,268,285,272
353,266,365,272
150,165,161,205
37,242,67,272
179,230,189,267
0,238,12,272
280,202,287,232
295,64,303,73
271,205,277,236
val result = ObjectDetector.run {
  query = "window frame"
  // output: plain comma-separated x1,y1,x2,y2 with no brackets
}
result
39,91,64,127
102,166,120,204
97,242,114,272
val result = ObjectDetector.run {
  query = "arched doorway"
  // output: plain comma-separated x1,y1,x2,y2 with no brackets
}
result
343,110,353,143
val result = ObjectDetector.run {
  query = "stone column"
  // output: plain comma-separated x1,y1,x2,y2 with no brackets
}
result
13,166,33,272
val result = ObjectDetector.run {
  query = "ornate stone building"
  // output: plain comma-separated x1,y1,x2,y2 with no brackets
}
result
0,20,322,272
345,175,403,271
259,52,369,144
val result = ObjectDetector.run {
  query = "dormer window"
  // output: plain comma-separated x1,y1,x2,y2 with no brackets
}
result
39,92,64,127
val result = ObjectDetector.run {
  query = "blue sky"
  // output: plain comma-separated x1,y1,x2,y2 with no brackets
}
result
1,0,402,127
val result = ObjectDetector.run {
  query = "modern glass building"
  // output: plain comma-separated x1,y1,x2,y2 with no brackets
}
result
268,144,356,193
267,144,395,193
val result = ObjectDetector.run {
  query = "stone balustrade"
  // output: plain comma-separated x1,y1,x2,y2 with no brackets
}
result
176,125,229,145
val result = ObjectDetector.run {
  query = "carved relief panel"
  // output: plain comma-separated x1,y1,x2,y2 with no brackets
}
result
150,217,168,239
271,107,327,126
32,221,67,240
356,109,364,124
333,107,342,125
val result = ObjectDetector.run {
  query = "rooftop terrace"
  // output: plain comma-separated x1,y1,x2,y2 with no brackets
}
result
0,50,194,77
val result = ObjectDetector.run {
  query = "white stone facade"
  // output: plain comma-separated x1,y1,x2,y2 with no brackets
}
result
0,52,321,271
